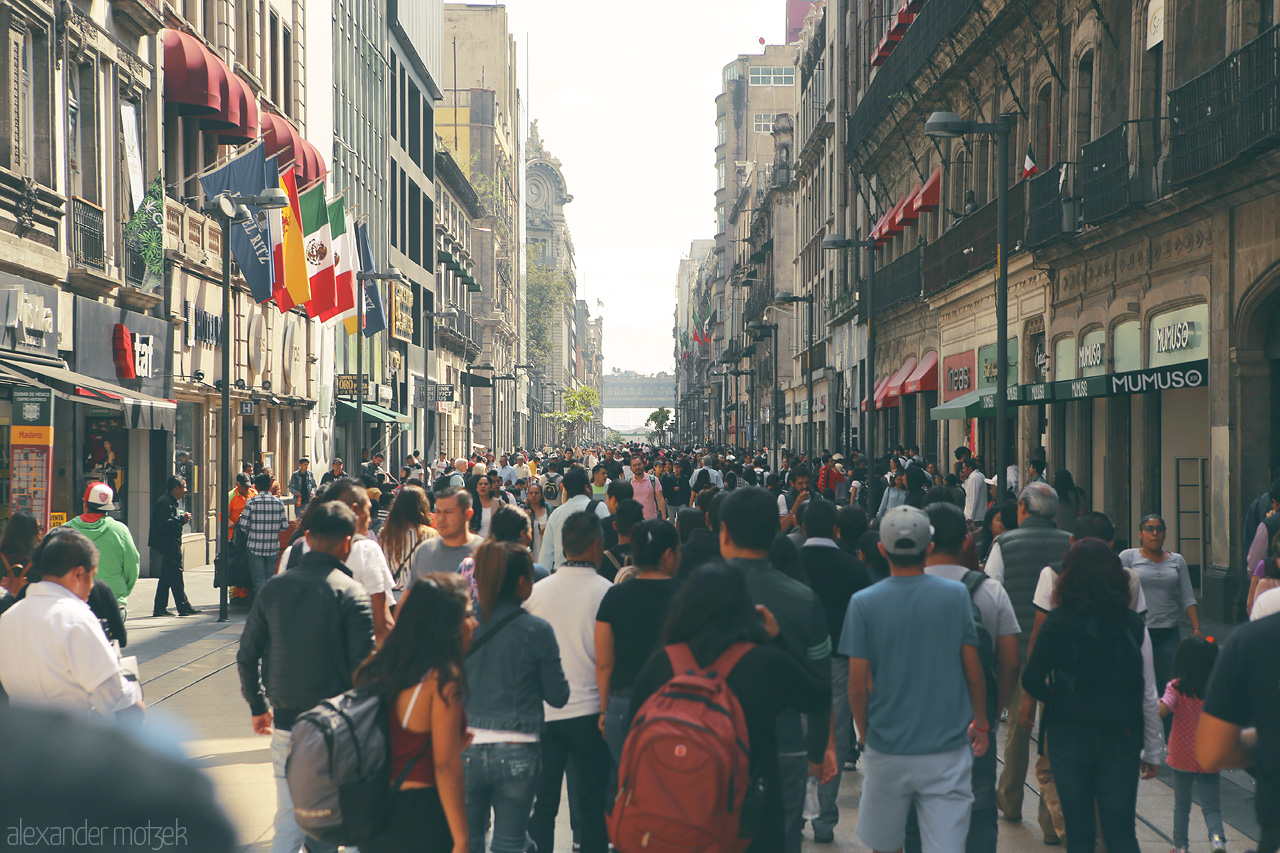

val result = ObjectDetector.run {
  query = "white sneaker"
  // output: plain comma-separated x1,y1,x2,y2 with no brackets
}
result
1211,834,1227,852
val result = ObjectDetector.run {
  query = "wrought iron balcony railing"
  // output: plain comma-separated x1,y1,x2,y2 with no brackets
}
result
1080,124,1133,224
70,197,107,272
1168,24,1280,184
1025,164,1074,247
873,245,922,313
922,182,1026,298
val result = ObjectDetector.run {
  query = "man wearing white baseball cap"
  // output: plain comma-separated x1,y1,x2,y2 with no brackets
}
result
62,482,139,622
839,505,991,853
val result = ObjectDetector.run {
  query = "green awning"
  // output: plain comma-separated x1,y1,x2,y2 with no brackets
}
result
438,248,457,268
336,399,411,428
930,388,987,420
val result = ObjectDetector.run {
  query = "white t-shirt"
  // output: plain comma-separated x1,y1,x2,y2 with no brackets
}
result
1251,586,1280,621
283,538,397,601
477,505,493,538
525,565,612,721
925,563,1021,640
1032,565,1146,614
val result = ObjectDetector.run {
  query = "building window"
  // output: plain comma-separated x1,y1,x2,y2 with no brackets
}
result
749,66,794,86
282,26,293,118
753,113,775,133
408,80,421,167
717,161,726,189
390,170,398,249
174,402,203,533
717,117,727,145
408,182,421,265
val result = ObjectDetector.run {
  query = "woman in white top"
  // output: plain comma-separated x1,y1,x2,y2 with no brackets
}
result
379,485,439,592
524,481,550,560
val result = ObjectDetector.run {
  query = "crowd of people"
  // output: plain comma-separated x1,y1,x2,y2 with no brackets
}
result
0,439,1276,853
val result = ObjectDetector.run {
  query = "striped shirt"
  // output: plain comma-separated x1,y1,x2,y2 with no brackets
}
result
237,493,289,557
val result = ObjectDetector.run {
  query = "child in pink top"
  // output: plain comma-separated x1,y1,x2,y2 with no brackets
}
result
1158,635,1226,853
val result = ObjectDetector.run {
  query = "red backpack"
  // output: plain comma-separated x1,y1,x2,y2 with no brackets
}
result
608,642,754,853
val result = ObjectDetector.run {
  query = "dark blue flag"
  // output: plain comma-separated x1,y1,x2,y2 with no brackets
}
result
199,142,274,302
355,221,388,337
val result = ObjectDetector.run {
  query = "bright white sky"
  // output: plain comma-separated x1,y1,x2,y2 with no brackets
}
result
503,0,786,376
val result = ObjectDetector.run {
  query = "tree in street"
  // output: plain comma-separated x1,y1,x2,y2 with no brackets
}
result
545,385,600,447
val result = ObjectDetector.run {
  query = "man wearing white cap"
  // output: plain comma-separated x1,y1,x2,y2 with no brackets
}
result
840,505,991,853
62,482,139,622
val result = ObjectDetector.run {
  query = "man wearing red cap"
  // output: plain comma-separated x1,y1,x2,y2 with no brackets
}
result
62,482,139,622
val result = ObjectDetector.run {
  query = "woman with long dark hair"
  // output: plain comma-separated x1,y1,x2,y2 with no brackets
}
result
625,563,831,852
523,481,550,559
977,501,1018,564
464,542,568,853
1021,539,1163,853
354,573,475,852
468,475,499,538
1052,468,1088,531
379,486,438,592
0,511,42,597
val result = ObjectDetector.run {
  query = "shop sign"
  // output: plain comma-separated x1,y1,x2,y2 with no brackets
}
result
1078,341,1104,369
426,384,456,403
239,401,255,415
1149,305,1209,368
282,316,303,392
336,374,370,398
184,301,222,348
1053,374,1110,400
390,282,414,343
977,339,1018,390
248,314,268,375
980,384,1022,410
0,283,60,357
49,512,66,527
1024,382,1054,403
413,376,427,408
942,350,975,402
1109,359,1207,395
11,387,54,529
800,399,810,416
76,298,172,397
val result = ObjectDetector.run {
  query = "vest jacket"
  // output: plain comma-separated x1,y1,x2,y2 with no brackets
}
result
993,515,1072,656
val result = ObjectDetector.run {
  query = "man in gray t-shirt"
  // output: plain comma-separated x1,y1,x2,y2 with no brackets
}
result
409,488,481,587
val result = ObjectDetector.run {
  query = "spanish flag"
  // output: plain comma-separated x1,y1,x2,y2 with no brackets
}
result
271,167,310,312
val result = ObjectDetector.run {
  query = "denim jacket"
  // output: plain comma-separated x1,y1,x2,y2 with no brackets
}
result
464,597,570,734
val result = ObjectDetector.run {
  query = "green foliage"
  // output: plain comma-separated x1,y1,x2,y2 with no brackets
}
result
544,385,600,447
606,429,623,445
525,246,574,369
644,407,672,432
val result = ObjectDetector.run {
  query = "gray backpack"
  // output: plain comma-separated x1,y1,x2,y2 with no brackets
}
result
286,688,426,846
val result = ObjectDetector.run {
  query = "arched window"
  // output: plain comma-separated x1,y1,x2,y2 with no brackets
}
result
1035,82,1053,167
1075,51,1096,154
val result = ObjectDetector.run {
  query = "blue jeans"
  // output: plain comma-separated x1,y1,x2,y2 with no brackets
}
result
463,742,541,853
271,728,339,853
1149,626,1181,739
1172,769,1223,848
248,552,276,591
814,658,851,836
1046,722,1140,853
603,691,629,766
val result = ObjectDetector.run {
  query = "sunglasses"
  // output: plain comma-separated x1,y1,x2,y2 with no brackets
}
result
1141,526,1167,533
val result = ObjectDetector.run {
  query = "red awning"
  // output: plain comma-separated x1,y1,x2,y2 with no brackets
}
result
891,5,914,35
874,373,900,409
262,112,302,170
897,184,921,226
862,375,891,412
218,73,260,144
162,29,224,117
884,198,907,237
298,138,328,185
913,166,942,214
883,356,919,404
903,350,939,394
199,52,241,132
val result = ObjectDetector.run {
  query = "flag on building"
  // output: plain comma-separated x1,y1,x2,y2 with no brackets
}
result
199,141,274,302
1022,145,1039,179
122,173,165,295
298,181,336,318
355,221,387,337
324,197,355,323
272,166,310,312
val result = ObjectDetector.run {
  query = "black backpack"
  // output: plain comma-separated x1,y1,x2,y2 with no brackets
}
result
961,570,999,719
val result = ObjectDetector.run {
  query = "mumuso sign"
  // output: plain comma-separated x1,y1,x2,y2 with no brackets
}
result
1109,360,1208,395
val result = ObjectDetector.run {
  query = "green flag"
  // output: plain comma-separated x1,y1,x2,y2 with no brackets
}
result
123,173,165,294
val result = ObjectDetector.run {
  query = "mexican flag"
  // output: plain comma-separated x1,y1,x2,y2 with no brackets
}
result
299,181,336,318
271,167,310,312
1022,144,1039,179
324,197,356,323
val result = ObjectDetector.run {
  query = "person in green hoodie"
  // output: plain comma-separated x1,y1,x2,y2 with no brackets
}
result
63,482,140,621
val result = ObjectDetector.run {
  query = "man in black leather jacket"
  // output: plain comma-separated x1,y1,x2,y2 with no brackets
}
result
236,502,374,853
149,475,196,616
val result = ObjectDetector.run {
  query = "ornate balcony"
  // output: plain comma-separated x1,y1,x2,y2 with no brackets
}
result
1168,24,1280,184
1025,164,1074,247
1080,124,1133,224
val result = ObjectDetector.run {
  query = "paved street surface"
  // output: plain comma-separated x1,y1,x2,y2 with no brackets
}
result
135,568,1259,853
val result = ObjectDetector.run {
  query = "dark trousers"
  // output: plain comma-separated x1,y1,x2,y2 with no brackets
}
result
530,714,611,853
1260,823,1280,853
153,550,191,612
1046,722,1141,853
1148,626,1181,739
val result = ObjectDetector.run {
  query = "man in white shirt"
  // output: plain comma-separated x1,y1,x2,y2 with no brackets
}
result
689,454,725,489
496,455,518,487
962,457,987,523
525,510,613,853
0,529,143,718
539,468,612,570
513,454,532,482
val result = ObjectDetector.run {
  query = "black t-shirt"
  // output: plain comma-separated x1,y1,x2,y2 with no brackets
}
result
1203,613,1280,825
595,578,681,691
798,545,872,652
661,474,691,508
605,459,624,480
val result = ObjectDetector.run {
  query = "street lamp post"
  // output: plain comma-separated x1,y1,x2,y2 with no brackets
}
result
822,230,878,460
202,189,289,623
355,268,403,463
925,111,1013,498
748,319,780,471
771,292,815,456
